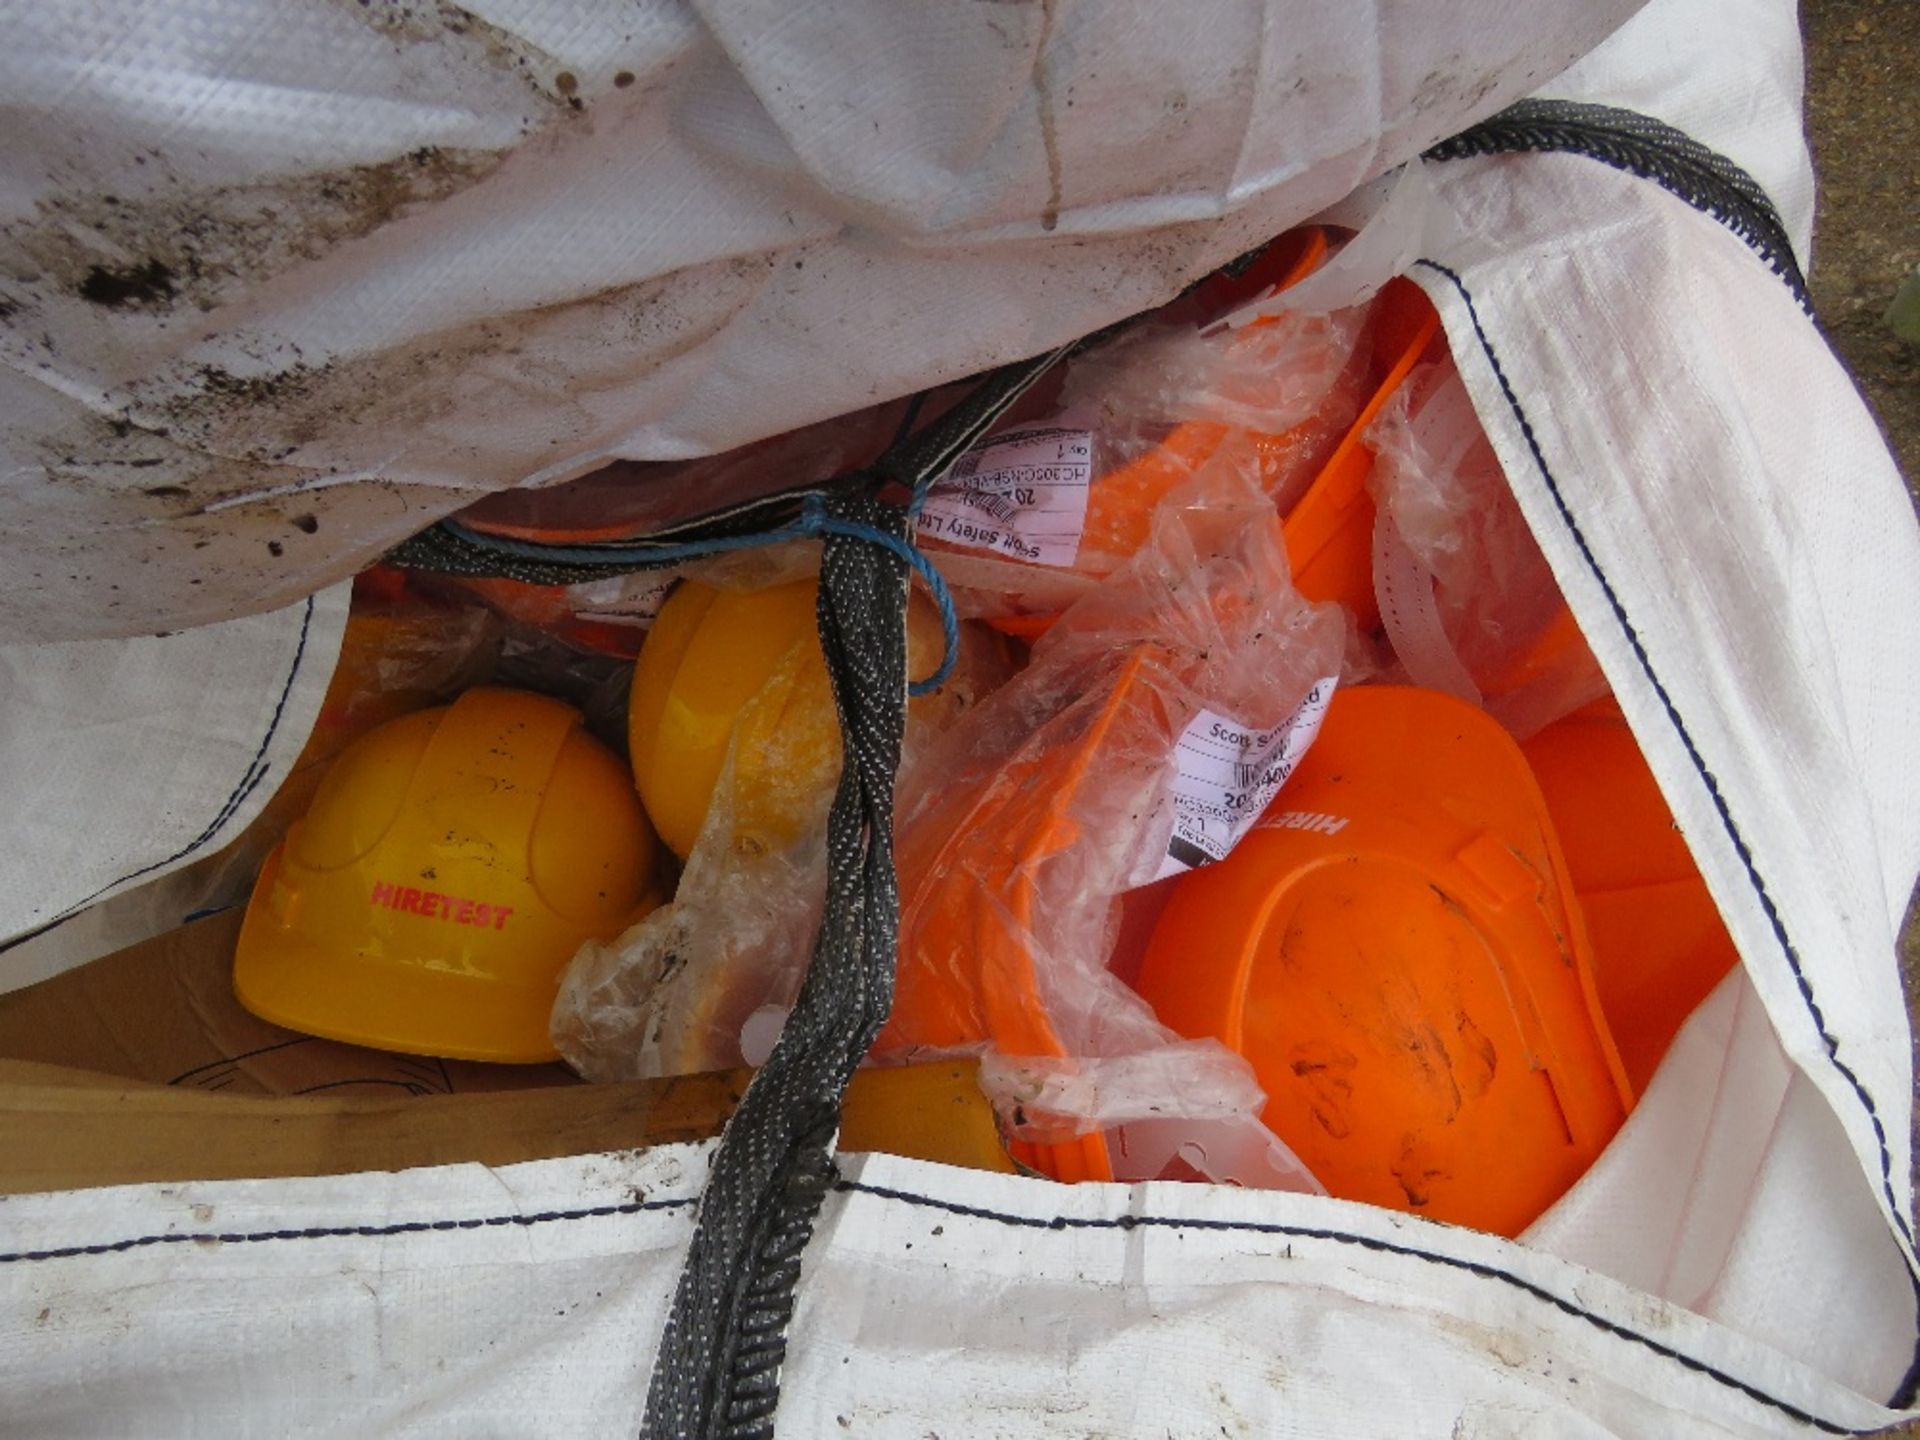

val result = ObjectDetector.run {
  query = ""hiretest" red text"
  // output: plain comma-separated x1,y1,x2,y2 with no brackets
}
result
369,881,514,930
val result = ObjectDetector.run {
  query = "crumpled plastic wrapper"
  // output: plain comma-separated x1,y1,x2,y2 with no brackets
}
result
1060,306,1365,511
877,463,1347,1187
551,599,1014,1081
922,294,1368,629
1367,361,1609,738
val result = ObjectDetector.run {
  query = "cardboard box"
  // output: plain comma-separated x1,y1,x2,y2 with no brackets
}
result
0,914,1010,1194
0,910,580,1097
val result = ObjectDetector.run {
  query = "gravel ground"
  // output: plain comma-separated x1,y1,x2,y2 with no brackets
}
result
1804,0,1920,1134
1802,0,1920,1428
1807,0,1919,490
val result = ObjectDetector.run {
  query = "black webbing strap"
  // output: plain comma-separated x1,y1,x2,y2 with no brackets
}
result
640,491,910,1439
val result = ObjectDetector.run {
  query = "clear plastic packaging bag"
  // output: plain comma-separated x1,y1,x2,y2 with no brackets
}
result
1062,307,1366,508
555,759,835,1082
551,597,1013,1081
1367,361,1608,739
878,463,1347,1188
920,303,1367,631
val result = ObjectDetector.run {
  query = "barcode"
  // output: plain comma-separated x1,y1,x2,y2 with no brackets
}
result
1232,761,1278,790
962,489,1021,523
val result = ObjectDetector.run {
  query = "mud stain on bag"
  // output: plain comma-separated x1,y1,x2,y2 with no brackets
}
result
122,254,776,463
10,253,777,638
0,146,509,318
0,0,591,322
339,0,594,114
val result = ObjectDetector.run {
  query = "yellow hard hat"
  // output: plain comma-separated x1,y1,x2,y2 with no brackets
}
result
629,578,952,860
235,687,661,1063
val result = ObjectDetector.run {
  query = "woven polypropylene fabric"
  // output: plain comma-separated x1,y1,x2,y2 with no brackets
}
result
1424,98,1810,309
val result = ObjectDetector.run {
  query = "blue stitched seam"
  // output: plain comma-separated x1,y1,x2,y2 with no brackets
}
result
834,1178,1875,1436
2,1179,1874,1436
2,595,318,949
0,1194,699,1265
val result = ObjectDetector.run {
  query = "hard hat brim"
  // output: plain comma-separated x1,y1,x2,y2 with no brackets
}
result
234,848,567,1066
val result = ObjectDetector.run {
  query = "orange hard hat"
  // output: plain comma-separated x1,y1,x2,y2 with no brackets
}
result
1070,232,1336,562
980,271,1444,643
1135,685,1632,1236
885,649,1180,1184
1279,277,1444,624
1522,697,1740,1093
978,230,1338,643
234,688,662,1064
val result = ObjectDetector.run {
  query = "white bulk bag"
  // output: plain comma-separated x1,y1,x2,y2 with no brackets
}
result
0,0,1637,977
4,0,1918,1435
0,0,1634,645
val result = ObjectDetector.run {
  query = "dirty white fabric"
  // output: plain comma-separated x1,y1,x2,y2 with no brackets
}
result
0,1143,1907,1437
0,0,1637,643
0,583,350,988
1410,133,1920,1280
2,0,1918,1433
1547,0,1816,257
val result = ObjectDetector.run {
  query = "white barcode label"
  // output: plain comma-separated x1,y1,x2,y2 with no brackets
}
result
1156,677,1338,880
918,426,1093,567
